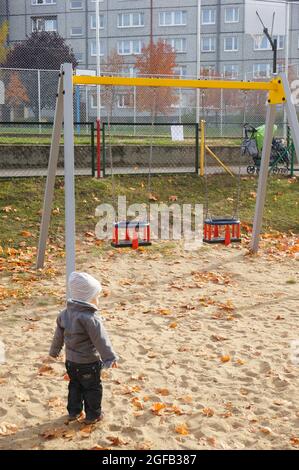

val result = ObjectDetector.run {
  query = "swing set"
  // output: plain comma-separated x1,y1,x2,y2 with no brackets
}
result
36,64,299,287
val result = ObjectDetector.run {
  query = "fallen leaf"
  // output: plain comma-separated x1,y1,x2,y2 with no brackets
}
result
260,427,272,435
131,397,144,410
155,388,170,396
0,423,18,436
107,436,128,446
151,402,166,415
169,322,177,329
180,395,193,404
290,437,299,447
175,423,189,436
169,195,178,202
202,407,214,417
79,425,94,438
38,365,55,376
220,355,231,363
20,231,32,238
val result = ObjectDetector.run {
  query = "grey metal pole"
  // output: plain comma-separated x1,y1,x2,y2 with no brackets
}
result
281,72,299,165
36,70,64,269
63,63,76,291
250,103,277,253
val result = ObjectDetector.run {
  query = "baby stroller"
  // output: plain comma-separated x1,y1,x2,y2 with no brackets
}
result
242,124,290,175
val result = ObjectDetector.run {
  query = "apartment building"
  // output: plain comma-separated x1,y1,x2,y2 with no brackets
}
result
1,0,299,80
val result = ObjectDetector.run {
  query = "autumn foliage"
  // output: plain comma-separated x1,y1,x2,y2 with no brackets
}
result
135,39,178,118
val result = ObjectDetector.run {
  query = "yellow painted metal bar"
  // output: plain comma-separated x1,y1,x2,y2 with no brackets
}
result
73,75,277,92
200,120,205,177
205,146,235,177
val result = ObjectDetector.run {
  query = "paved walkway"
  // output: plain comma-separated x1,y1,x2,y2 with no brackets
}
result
0,166,251,178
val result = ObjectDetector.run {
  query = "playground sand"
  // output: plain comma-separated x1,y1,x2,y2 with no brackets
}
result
0,243,299,450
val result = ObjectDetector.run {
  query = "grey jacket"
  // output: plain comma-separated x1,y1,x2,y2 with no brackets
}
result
49,299,119,367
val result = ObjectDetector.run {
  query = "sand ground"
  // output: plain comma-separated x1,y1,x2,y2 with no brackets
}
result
0,241,299,450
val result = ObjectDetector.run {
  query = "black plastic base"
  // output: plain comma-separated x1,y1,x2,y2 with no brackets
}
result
111,240,152,248
203,237,241,244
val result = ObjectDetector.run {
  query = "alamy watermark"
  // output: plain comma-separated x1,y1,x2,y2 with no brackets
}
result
95,196,204,250
291,80,299,105
290,340,299,367
0,339,5,365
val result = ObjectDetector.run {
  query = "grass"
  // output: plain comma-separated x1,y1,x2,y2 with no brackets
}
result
0,136,240,147
0,174,298,249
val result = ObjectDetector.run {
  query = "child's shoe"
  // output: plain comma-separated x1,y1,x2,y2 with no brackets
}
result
84,413,104,425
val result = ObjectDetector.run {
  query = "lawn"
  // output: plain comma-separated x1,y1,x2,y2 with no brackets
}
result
0,174,298,250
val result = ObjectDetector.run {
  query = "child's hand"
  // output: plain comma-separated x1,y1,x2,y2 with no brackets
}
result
42,355,57,364
112,362,118,369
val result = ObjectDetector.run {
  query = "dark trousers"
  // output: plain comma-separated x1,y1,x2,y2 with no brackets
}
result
65,360,103,421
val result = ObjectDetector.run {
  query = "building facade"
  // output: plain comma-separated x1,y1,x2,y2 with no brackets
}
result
2,0,299,79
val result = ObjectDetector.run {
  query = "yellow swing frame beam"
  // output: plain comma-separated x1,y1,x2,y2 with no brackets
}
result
73,75,286,105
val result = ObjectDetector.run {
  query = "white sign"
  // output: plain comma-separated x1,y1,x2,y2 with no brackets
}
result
244,0,286,36
0,81,4,105
171,125,184,142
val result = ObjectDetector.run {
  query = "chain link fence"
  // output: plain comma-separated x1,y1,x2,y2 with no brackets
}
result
0,121,95,177
0,66,298,177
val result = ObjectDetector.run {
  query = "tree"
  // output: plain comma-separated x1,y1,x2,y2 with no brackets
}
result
101,49,125,119
6,71,29,120
0,21,9,66
135,39,178,120
5,32,78,117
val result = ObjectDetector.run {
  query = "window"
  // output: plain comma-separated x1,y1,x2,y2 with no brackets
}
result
90,95,104,109
159,11,187,27
224,36,238,51
32,17,57,32
224,7,239,23
202,9,216,25
71,26,83,36
201,64,216,77
32,0,56,5
75,52,83,63
90,40,104,56
117,93,134,109
70,0,82,9
117,40,142,56
253,63,271,78
174,66,187,77
223,64,239,78
254,35,284,50
202,37,216,52
167,38,186,53
90,14,104,29
122,66,136,77
118,12,144,28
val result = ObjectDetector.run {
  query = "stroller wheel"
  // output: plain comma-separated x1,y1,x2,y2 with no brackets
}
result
247,165,256,175
272,166,279,175
256,167,260,175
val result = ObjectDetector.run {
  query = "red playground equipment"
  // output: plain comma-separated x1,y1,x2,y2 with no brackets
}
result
112,221,152,249
203,218,241,246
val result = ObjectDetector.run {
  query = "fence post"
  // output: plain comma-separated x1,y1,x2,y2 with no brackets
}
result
200,119,205,176
195,123,199,175
102,122,106,178
96,118,101,178
91,122,95,177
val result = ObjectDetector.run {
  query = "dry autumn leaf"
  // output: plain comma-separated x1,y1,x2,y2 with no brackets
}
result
151,402,166,415
0,423,18,436
175,424,189,436
155,388,170,396
20,231,32,238
38,365,55,376
169,322,177,329
202,407,214,417
290,437,299,447
220,355,231,363
107,436,128,446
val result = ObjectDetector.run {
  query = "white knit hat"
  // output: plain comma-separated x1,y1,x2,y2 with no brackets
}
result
68,272,102,303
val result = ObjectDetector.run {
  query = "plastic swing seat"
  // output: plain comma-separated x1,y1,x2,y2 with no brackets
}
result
111,221,152,249
203,218,241,246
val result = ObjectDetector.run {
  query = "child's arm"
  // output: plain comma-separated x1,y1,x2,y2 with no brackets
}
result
49,316,64,358
83,315,119,368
